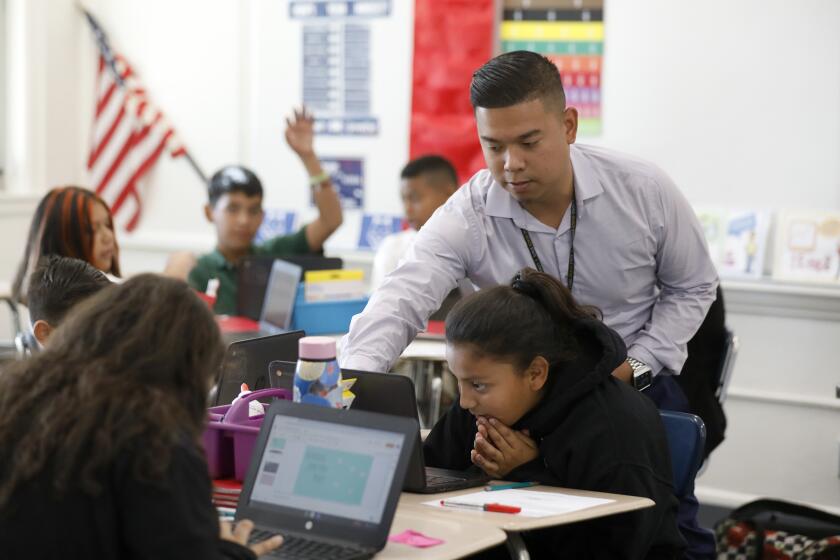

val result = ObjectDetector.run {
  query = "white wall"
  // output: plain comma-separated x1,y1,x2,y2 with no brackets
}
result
597,0,840,210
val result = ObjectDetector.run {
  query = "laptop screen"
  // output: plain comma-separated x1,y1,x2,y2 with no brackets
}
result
248,413,405,526
214,331,305,405
260,260,302,330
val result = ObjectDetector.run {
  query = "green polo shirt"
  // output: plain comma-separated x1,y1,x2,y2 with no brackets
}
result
187,226,311,315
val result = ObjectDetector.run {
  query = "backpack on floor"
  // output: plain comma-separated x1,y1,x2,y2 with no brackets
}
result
715,499,840,559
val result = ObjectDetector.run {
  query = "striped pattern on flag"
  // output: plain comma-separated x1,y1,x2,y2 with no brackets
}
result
87,54,185,232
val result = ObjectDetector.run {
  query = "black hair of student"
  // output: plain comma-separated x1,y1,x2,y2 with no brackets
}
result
445,268,601,372
12,186,121,304
27,255,112,326
400,155,458,189
0,274,224,507
470,51,566,115
207,165,264,206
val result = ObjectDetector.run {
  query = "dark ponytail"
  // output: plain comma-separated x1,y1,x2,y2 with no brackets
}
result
445,268,601,372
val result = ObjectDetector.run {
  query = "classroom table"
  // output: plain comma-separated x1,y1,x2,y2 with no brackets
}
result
379,508,507,559
397,485,655,560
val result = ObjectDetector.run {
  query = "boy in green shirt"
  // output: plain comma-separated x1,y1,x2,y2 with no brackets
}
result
187,108,343,315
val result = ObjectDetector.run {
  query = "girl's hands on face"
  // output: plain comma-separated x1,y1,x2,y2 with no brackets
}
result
471,416,538,478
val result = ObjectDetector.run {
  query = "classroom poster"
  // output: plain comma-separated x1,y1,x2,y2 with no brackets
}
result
255,209,298,243
501,0,604,136
719,211,771,279
773,211,840,284
291,1,390,136
695,208,727,266
319,157,365,209
249,0,413,252
357,214,404,250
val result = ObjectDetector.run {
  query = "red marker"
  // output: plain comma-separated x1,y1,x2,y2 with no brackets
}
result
439,499,521,514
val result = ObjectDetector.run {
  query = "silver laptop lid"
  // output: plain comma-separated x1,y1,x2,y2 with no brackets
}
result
259,260,303,330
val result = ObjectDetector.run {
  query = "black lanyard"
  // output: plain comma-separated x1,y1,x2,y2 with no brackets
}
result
520,196,577,290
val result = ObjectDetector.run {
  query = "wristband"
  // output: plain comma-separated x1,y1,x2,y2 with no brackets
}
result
308,172,330,186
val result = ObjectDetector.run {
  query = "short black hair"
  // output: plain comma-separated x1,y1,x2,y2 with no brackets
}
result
470,51,566,113
400,155,458,190
207,165,263,206
27,255,112,326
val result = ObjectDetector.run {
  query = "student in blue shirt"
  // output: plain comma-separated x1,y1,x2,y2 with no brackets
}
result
424,268,684,559
0,275,281,559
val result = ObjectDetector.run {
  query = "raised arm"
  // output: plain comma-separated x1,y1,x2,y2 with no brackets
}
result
627,175,719,376
284,107,343,252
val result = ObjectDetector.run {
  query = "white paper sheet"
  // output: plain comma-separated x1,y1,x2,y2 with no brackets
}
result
423,489,614,518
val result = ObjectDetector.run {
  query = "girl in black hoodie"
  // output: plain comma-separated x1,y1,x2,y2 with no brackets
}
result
424,268,685,559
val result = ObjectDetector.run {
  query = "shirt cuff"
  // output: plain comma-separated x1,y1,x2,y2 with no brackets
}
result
627,345,666,377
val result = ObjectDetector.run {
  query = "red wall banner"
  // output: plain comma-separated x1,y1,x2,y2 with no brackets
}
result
409,0,495,184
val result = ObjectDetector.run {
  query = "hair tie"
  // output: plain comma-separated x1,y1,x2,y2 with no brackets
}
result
511,274,540,300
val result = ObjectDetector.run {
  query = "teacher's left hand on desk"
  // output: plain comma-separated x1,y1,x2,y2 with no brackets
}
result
471,416,538,478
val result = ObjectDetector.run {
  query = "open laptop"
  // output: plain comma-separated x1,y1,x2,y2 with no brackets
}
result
238,255,343,320
237,399,417,559
257,259,303,335
213,331,306,406
270,361,489,494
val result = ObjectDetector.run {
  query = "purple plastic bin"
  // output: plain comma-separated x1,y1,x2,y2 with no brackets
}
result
203,388,291,480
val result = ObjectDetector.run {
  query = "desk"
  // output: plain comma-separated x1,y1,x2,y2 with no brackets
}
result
398,485,655,560
379,508,506,559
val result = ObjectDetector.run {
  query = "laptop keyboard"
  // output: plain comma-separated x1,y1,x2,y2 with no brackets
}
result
248,528,366,559
426,473,467,486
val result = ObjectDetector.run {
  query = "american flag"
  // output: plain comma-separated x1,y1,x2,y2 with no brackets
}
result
85,10,186,232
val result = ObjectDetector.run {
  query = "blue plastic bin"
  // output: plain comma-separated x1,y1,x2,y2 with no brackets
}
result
290,284,368,335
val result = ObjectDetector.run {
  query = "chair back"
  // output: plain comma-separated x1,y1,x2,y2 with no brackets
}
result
715,328,739,405
661,410,706,498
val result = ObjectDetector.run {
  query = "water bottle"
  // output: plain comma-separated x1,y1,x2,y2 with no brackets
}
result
293,336,342,408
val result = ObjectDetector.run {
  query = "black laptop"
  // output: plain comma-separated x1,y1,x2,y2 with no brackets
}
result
237,400,417,559
269,361,489,494
213,331,306,406
237,256,343,320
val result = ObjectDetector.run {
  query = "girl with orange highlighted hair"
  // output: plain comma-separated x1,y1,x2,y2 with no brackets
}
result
12,187,121,304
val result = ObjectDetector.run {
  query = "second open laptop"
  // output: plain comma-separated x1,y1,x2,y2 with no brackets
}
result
270,361,489,493
237,399,417,559
214,331,306,406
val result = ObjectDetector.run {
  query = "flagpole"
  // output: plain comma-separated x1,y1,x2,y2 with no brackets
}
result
182,152,208,184
80,4,209,188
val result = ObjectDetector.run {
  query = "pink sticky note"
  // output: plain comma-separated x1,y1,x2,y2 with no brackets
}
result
388,529,445,548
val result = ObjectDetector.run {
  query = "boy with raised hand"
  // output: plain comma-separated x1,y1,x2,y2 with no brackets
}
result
188,107,343,315
26,255,112,349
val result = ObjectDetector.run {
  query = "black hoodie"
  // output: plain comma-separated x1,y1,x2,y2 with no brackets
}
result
423,318,685,559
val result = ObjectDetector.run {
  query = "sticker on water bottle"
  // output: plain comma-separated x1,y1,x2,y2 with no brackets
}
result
293,360,343,408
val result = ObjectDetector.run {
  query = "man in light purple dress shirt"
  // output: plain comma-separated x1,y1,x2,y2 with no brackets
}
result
341,51,718,558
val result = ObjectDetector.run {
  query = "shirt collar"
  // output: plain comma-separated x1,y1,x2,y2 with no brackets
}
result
484,144,605,231
207,249,238,271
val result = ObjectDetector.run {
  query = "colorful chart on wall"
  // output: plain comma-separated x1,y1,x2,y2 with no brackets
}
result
501,0,604,136
773,211,840,284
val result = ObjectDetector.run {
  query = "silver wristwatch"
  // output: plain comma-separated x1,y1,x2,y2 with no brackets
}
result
626,357,652,391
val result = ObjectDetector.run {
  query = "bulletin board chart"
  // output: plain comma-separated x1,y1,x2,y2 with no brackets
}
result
501,0,604,136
